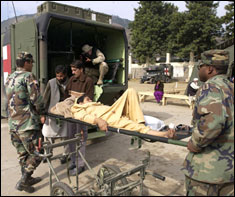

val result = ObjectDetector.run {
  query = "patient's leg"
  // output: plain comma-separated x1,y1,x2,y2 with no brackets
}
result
123,88,145,123
104,88,145,123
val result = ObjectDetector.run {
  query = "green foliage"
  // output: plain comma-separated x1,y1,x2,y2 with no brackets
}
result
176,1,221,58
221,1,234,40
130,1,225,62
129,1,178,64
167,12,186,56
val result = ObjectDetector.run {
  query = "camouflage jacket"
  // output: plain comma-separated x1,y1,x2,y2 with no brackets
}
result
5,67,45,133
182,74,234,184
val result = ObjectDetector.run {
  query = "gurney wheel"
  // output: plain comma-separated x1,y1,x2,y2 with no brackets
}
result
97,164,131,196
51,182,75,196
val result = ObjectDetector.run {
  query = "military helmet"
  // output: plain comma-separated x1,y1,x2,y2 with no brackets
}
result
199,49,229,67
16,51,35,62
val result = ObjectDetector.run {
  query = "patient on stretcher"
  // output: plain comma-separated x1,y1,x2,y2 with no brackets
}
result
50,88,175,138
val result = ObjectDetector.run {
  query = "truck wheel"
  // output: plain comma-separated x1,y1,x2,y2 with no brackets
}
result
140,79,144,84
51,182,75,196
150,78,155,84
165,77,171,83
97,164,131,196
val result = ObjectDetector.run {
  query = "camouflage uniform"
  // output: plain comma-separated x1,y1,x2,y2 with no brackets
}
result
182,50,234,196
5,52,45,174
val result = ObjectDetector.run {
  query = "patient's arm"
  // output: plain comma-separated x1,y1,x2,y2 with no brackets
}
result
94,116,175,138
94,118,108,132
147,129,175,138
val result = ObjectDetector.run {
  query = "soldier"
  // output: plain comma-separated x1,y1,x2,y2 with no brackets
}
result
81,44,109,85
5,52,46,193
181,50,234,196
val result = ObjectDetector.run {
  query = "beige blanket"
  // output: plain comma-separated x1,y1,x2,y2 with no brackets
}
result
50,88,151,134
50,95,76,118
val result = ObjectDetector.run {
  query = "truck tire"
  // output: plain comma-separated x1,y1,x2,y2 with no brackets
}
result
165,77,171,83
150,78,155,84
154,76,160,83
140,79,144,84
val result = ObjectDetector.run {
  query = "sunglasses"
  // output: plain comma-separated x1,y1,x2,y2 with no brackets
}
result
197,64,208,70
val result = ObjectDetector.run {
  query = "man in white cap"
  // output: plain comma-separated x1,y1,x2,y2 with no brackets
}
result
186,78,200,97
186,77,200,106
81,44,109,85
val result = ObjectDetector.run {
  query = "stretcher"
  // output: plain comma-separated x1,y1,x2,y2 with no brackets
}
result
38,113,191,196
47,113,191,147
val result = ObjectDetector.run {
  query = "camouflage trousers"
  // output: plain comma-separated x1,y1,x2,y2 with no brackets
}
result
10,130,42,173
185,176,234,196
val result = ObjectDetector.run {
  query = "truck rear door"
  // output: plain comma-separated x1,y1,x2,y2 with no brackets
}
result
10,18,39,78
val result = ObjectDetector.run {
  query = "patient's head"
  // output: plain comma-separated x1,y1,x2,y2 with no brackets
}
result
77,95,92,104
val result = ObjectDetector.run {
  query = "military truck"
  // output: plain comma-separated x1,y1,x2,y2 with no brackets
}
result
1,1,129,139
140,63,173,84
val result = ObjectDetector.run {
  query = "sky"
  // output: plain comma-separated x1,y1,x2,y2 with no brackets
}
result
1,1,230,22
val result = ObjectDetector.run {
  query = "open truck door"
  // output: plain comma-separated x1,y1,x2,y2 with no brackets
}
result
10,18,39,77
1,18,38,117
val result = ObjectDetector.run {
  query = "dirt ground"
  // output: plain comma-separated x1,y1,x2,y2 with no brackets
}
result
1,79,193,196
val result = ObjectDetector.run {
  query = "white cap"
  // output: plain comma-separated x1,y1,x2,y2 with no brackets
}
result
82,44,93,53
193,78,198,81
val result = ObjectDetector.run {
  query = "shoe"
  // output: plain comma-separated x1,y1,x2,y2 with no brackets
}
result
70,166,85,176
15,172,35,193
28,176,42,185
68,163,76,170
16,181,35,193
60,156,70,164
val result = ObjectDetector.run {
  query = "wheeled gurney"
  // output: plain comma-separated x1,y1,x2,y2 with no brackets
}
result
47,113,191,147
37,113,191,196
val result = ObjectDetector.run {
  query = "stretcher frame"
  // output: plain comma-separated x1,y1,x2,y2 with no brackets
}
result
47,113,190,147
39,113,179,195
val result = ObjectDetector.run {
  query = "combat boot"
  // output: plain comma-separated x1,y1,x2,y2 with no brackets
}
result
20,167,42,186
15,171,35,193
28,171,42,185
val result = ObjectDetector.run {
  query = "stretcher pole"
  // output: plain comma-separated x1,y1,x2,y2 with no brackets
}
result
107,127,188,147
47,113,188,147
167,139,188,147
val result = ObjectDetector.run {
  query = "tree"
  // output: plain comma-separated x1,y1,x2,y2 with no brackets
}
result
167,11,186,57
175,1,222,59
221,1,234,40
129,1,178,64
